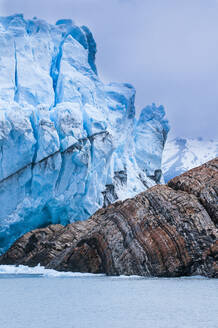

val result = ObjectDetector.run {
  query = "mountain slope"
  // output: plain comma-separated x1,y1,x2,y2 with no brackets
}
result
162,137,218,182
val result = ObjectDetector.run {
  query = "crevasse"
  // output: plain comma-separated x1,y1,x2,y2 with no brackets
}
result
0,14,169,253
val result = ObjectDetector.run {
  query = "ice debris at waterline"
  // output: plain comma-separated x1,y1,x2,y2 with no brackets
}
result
0,264,106,278
0,14,169,254
0,265,206,280
0,265,143,279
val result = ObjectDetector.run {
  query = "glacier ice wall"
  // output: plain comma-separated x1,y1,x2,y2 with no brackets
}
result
0,14,169,253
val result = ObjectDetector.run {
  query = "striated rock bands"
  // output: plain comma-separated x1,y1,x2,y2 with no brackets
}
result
168,158,218,226
0,158,217,278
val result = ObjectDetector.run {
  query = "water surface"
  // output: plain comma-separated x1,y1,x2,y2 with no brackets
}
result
0,265,217,328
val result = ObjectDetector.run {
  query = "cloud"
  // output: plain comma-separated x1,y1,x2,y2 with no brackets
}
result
1,0,218,139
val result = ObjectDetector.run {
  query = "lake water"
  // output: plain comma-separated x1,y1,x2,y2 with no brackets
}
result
0,265,217,328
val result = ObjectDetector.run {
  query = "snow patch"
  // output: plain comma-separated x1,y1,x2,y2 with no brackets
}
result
162,137,218,181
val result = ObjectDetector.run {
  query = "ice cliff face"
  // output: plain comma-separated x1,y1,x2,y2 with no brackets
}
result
162,138,218,182
0,14,169,253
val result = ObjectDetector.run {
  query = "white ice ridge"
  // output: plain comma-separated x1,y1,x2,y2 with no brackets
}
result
0,14,169,253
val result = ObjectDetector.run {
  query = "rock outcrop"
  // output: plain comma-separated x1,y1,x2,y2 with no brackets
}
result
0,158,217,277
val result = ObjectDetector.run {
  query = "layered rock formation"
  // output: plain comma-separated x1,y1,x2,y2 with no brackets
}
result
0,158,217,277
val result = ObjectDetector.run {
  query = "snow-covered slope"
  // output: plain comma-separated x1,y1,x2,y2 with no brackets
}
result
162,138,218,182
0,14,169,253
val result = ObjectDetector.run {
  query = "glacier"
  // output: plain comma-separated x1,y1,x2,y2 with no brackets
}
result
0,14,169,254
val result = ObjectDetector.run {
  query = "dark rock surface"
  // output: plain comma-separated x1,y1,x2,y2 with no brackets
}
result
0,158,217,277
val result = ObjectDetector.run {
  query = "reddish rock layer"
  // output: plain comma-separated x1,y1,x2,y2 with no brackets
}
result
0,158,217,277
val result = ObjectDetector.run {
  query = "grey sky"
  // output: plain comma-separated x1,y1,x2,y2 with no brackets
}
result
0,0,217,139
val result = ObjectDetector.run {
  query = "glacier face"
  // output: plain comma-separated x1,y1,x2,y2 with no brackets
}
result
162,137,218,182
0,14,169,253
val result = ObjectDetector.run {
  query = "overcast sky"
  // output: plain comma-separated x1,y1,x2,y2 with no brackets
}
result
0,0,217,139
